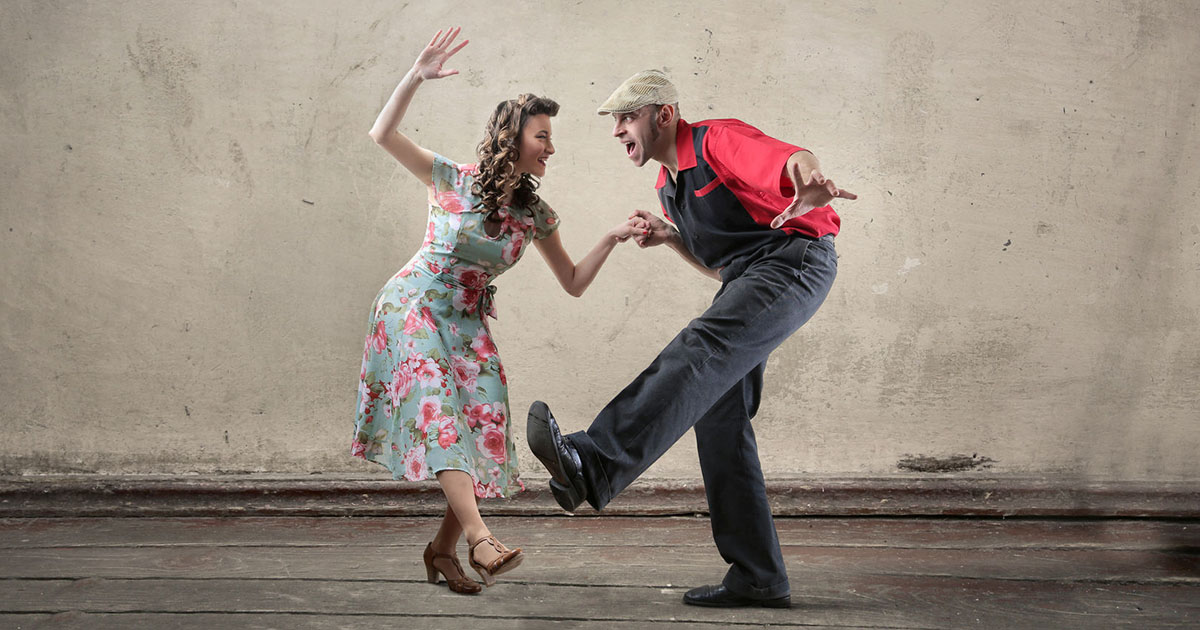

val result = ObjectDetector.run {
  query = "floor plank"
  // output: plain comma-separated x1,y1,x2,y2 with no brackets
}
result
0,516,1196,629
0,613,892,630
0,577,1194,629
0,545,1195,584
2,516,1194,550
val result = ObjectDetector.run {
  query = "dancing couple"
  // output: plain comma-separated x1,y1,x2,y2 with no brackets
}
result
352,27,856,607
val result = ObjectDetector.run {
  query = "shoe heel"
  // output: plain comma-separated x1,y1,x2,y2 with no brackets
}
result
422,543,440,584
550,476,586,511
470,560,496,587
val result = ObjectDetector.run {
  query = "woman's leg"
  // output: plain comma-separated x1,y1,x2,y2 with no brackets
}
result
437,470,491,545
437,469,523,580
431,504,464,554
424,482,484,594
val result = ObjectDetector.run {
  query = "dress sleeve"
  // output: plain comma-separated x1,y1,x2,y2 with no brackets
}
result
430,153,470,196
529,198,560,240
429,153,479,214
702,123,802,197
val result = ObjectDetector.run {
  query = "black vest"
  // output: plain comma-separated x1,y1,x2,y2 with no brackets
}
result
657,124,792,269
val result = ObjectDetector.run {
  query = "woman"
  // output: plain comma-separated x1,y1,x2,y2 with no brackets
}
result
352,27,646,594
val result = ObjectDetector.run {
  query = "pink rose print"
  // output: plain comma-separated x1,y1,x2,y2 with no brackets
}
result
501,229,525,264
368,321,388,355
415,357,444,388
423,220,436,246
416,395,442,434
456,266,488,289
462,400,492,429
404,444,428,481
450,355,480,393
350,439,366,458
436,415,458,449
471,329,498,361
499,364,507,386
384,363,415,406
357,380,378,415
448,322,460,336
452,287,481,314
476,423,507,465
403,306,437,335
475,479,502,498
489,401,507,427
436,190,467,214
451,267,489,313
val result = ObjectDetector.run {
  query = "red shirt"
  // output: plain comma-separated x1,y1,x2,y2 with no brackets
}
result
656,118,840,239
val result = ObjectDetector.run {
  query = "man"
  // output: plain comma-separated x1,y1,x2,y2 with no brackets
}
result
527,70,856,608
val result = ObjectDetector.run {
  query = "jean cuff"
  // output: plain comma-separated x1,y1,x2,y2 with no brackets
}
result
722,570,790,600
565,431,612,511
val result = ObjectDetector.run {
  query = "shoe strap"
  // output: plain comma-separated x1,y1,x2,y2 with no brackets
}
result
430,547,471,579
470,535,509,554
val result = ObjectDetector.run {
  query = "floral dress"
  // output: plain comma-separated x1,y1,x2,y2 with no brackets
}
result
352,154,558,498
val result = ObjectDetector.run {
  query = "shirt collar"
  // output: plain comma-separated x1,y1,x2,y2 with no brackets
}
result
656,118,696,190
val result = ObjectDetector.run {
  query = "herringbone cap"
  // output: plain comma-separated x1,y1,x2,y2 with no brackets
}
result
596,70,679,115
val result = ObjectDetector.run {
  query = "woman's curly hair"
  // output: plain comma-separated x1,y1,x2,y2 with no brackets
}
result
472,93,560,214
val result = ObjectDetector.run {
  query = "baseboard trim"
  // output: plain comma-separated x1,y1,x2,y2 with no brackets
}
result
0,474,1195,518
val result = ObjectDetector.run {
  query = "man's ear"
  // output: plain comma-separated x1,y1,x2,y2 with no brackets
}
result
657,103,676,128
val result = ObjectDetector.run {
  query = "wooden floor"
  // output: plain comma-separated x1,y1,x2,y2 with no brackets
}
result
0,515,1197,629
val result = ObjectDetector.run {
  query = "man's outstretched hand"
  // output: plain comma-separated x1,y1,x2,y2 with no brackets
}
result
770,161,857,229
629,209,674,248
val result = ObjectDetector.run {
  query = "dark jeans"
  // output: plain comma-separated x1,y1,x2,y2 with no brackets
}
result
566,234,838,599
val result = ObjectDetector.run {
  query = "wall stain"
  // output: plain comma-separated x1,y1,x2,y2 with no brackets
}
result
328,54,379,88
883,30,937,176
898,453,995,473
228,140,253,192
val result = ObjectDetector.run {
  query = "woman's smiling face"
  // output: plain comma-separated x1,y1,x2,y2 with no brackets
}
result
515,114,555,177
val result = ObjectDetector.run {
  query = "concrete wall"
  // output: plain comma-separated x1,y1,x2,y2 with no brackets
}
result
2,0,1197,483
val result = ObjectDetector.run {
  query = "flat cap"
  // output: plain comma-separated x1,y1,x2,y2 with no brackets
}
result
596,69,679,115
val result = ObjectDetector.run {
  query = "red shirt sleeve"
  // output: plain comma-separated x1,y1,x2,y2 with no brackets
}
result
701,121,802,197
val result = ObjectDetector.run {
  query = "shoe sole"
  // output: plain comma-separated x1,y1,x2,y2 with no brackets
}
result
526,401,587,511
682,595,792,609
489,551,524,578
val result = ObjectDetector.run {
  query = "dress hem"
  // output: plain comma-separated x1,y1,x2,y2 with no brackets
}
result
354,451,524,499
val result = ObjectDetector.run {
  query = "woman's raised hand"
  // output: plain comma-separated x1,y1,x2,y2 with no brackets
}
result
413,27,469,80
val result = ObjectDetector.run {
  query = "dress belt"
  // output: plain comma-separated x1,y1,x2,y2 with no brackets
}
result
415,257,498,319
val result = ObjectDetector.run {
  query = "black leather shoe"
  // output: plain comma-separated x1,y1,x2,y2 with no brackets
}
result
682,584,791,608
526,401,588,511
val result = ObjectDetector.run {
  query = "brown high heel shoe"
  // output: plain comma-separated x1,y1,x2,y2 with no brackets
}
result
468,535,524,587
423,542,482,594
